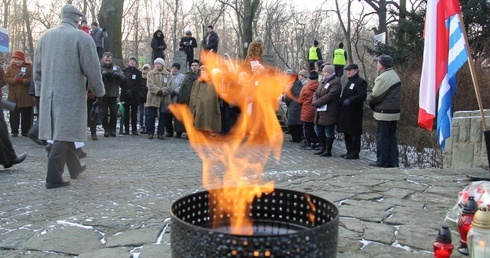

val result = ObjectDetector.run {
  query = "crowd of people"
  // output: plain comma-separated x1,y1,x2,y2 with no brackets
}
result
0,4,402,189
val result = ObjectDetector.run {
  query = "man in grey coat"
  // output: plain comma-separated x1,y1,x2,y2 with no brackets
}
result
34,4,105,189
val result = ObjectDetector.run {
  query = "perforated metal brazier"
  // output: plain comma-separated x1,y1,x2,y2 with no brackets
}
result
170,188,339,258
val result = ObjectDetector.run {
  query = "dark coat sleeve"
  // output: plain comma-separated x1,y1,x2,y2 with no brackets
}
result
345,79,367,104
151,38,159,51
317,48,323,61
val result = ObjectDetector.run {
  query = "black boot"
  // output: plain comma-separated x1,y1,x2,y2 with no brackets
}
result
314,137,326,155
320,138,334,157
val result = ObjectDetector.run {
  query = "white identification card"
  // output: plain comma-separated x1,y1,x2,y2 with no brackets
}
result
175,78,180,83
132,74,136,80
324,83,330,89
164,78,168,83
21,67,26,73
113,66,117,71
349,83,355,90
317,105,327,111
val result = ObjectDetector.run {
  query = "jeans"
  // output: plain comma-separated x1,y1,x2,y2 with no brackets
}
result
146,107,165,136
375,120,399,167
314,124,335,139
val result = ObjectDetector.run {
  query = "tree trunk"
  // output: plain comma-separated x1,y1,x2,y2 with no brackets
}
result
22,0,33,55
172,0,179,52
97,0,123,61
242,0,260,58
3,0,10,29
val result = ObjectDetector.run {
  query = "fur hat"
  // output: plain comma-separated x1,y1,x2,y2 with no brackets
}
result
61,4,83,24
12,50,25,61
154,58,165,66
323,65,335,75
298,69,308,78
309,71,319,80
171,62,181,70
142,64,151,70
377,54,393,68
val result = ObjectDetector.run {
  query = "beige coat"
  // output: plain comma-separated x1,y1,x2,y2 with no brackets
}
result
5,62,35,108
145,68,171,108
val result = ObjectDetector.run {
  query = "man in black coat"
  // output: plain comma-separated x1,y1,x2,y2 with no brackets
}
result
203,25,219,53
179,30,197,69
337,64,367,159
121,56,143,135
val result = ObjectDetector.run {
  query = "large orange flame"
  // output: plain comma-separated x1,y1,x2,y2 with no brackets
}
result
170,52,294,235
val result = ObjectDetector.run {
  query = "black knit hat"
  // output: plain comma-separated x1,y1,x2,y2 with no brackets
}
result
171,63,181,70
377,54,393,68
309,71,319,80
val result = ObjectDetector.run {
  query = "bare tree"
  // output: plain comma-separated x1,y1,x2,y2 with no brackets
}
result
21,0,34,54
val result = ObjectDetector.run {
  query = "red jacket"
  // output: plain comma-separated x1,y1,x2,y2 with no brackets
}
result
297,80,319,122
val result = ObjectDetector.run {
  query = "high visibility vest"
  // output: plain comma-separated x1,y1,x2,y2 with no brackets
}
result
309,46,319,61
333,48,346,65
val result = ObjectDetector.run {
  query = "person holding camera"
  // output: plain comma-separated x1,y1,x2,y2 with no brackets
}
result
100,52,125,137
90,22,108,59
4,50,35,137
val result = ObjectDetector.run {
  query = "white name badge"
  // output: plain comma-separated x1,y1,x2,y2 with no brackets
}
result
324,83,330,89
113,66,117,71
317,105,327,111
132,74,136,80
349,83,355,90
164,78,168,83
175,78,181,83
21,67,26,73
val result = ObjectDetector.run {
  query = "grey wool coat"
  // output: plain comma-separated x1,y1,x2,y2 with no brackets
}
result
34,17,105,142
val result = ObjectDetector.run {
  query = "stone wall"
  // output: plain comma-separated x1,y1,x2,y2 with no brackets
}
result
444,109,490,169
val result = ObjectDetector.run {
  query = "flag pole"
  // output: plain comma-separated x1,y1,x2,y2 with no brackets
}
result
458,15,487,130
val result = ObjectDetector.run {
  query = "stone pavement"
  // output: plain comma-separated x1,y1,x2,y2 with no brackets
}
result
0,132,486,258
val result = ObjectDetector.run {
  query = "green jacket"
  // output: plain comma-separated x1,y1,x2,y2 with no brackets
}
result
366,68,401,121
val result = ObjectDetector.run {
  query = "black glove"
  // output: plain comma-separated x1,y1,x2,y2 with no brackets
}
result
93,97,102,106
101,70,110,79
112,72,121,81
125,90,133,98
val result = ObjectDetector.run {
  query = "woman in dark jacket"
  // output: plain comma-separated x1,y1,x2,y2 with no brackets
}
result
312,65,341,157
151,30,167,62
284,71,303,142
121,56,143,135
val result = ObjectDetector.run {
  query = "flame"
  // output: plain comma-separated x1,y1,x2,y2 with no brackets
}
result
170,52,294,235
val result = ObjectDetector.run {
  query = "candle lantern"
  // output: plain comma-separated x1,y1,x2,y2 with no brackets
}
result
458,196,479,255
433,225,454,258
468,207,490,258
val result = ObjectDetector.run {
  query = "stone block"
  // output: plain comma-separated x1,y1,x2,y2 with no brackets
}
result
173,51,188,73
457,118,470,142
470,116,484,143
452,143,475,169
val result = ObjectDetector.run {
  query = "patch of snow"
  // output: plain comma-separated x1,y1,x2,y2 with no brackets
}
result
56,220,93,229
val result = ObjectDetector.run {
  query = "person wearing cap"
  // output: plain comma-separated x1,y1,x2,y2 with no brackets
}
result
332,42,347,77
138,64,151,133
367,54,401,168
308,40,323,71
34,4,105,188
100,52,125,137
284,69,304,143
4,50,35,137
337,63,367,159
312,65,341,157
121,56,143,135
145,57,171,139
297,69,309,85
165,62,185,137
174,59,200,138
151,30,167,62
179,30,197,69
298,71,320,150
0,64,27,169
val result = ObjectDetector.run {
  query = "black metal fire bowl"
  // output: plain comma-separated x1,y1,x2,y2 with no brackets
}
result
170,188,339,258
